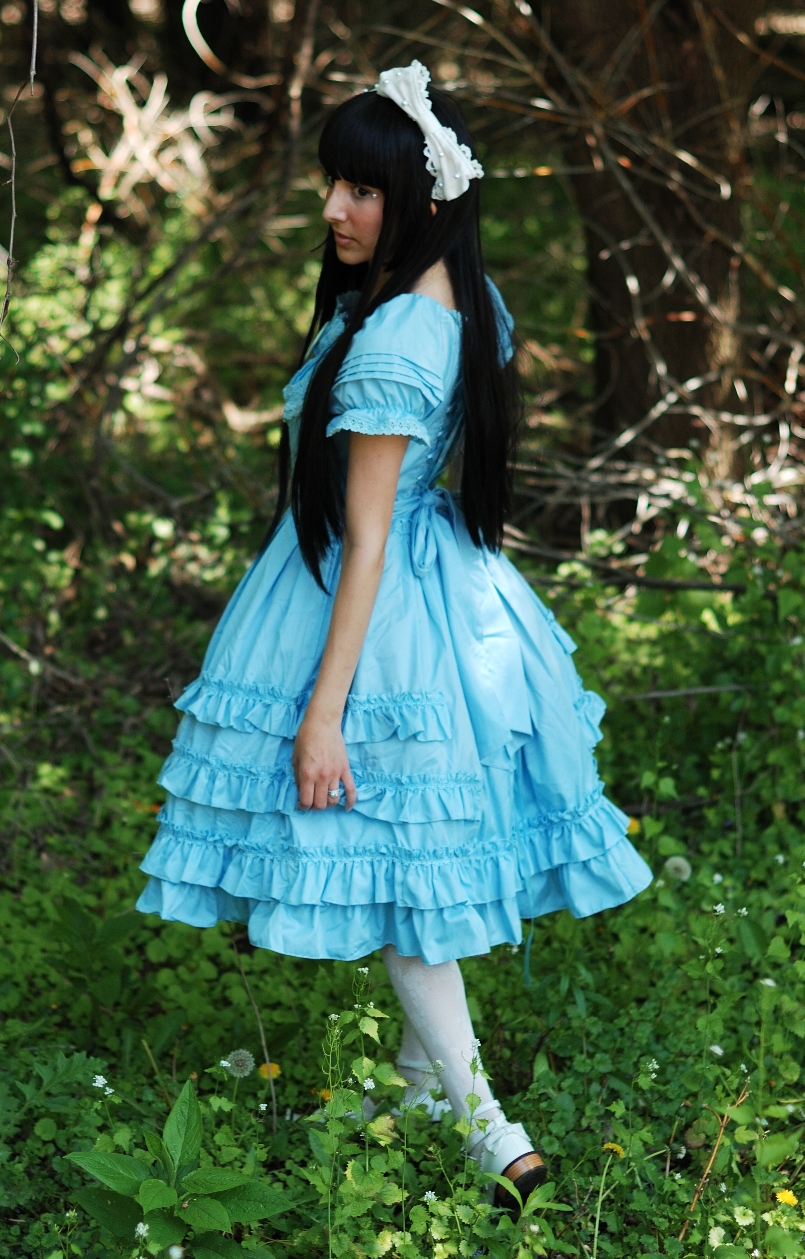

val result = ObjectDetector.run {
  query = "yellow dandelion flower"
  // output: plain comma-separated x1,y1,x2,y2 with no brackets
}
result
319,1087,332,1101
627,817,641,837
602,1142,625,1158
258,1061,281,1079
776,1189,798,1207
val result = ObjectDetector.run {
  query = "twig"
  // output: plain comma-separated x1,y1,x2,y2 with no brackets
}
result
678,1084,749,1240
230,930,278,1135
141,1038,175,1108
0,0,38,346
0,630,89,688
619,684,751,701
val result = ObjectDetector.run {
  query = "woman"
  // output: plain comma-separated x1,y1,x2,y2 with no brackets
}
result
136,62,653,1208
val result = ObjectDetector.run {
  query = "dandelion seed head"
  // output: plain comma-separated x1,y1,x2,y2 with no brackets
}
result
225,1049,255,1078
663,856,692,882
709,1044,724,1057
92,1074,107,1088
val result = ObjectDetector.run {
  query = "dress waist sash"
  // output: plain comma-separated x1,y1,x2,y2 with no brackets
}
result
390,487,457,577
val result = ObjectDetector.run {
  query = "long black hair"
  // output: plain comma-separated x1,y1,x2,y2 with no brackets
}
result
268,85,520,588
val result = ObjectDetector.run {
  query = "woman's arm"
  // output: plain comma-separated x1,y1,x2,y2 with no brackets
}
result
293,431,409,811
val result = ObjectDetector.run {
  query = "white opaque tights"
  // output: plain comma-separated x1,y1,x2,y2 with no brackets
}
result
381,945,502,1134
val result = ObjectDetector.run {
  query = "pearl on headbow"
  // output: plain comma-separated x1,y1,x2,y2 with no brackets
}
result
375,60,484,202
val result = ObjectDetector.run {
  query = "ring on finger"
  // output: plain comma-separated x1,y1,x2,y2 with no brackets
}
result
327,787,341,801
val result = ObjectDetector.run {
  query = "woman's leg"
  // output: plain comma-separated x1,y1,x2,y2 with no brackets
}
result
382,944,544,1200
382,944,500,1124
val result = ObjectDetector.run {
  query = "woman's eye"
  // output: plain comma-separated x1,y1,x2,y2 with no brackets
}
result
354,186,376,199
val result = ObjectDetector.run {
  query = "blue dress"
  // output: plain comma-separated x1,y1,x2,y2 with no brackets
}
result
136,286,652,965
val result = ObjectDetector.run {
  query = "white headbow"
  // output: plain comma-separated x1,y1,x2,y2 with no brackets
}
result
375,61,484,201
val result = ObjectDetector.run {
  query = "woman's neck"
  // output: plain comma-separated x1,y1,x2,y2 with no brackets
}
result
409,260,456,311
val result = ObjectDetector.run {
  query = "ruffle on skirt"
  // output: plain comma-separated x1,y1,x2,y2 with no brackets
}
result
137,490,653,964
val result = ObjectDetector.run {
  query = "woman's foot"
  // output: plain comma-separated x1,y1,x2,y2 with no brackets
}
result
469,1106,547,1213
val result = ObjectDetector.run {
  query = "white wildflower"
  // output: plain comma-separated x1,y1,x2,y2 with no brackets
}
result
104,1087,114,1096
65,1209,78,1220
259,1103,268,1112
741,1063,748,1072
715,947,723,955
470,1038,481,1051
663,856,692,882
713,872,724,884
92,1074,107,1088
713,903,725,915
363,1078,375,1091
775,854,785,864
433,1059,444,1071
738,907,748,916
135,1222,150,1239
169,1248,184,1259
529,1223,540,1233
734,1206,755,1226
674,1172,682,1180
751,1250,761,1257
423,1190,437,1202
357,966,369,974
720,1182,727,1192
328,1013,338,1021
710,1044,725,1057
708,1227,725,1248
510,945,519,953
759,978,777,987
219,1058,231,1069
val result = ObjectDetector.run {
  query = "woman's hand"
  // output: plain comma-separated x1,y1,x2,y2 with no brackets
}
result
293,711,357,811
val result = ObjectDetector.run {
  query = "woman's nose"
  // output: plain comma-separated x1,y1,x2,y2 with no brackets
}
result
323,190,348,222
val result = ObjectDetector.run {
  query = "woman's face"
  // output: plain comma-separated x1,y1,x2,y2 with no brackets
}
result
323,177,384,265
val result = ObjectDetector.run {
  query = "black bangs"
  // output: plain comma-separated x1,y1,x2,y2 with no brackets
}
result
318,91,429,193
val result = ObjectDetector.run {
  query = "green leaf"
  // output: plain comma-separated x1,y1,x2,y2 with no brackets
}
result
216,1179,288,1224
72,1187,143,1239
768,935,791,961
373,1062,409,1088
765,1227,804,1258
34,1117,57,1141
163,1079,202,1172
714,1248,748,1259
177,1196,231,1232
351,1056,375,1084
67,1150,150,1197
137,1178,178,1212
485,1172,523,1210
192,1237,245,1259
726,1103,755,1124
141,1210,186,1249
181,1167,250,1194
359,1016,380,1042
143,1129,173,1178
756,1132,799,1167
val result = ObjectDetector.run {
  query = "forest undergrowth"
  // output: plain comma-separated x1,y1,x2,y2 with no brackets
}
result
1,178,805,1259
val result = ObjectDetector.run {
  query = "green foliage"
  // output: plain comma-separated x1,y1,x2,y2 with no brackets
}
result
2,165,805,1259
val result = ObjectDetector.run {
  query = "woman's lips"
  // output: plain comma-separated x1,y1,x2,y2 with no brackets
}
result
334,233,354,246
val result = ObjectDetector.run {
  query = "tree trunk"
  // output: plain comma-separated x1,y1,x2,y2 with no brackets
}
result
543,0,764,475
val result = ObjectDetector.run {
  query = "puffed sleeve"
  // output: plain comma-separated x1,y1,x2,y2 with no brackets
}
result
326,295,455,446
